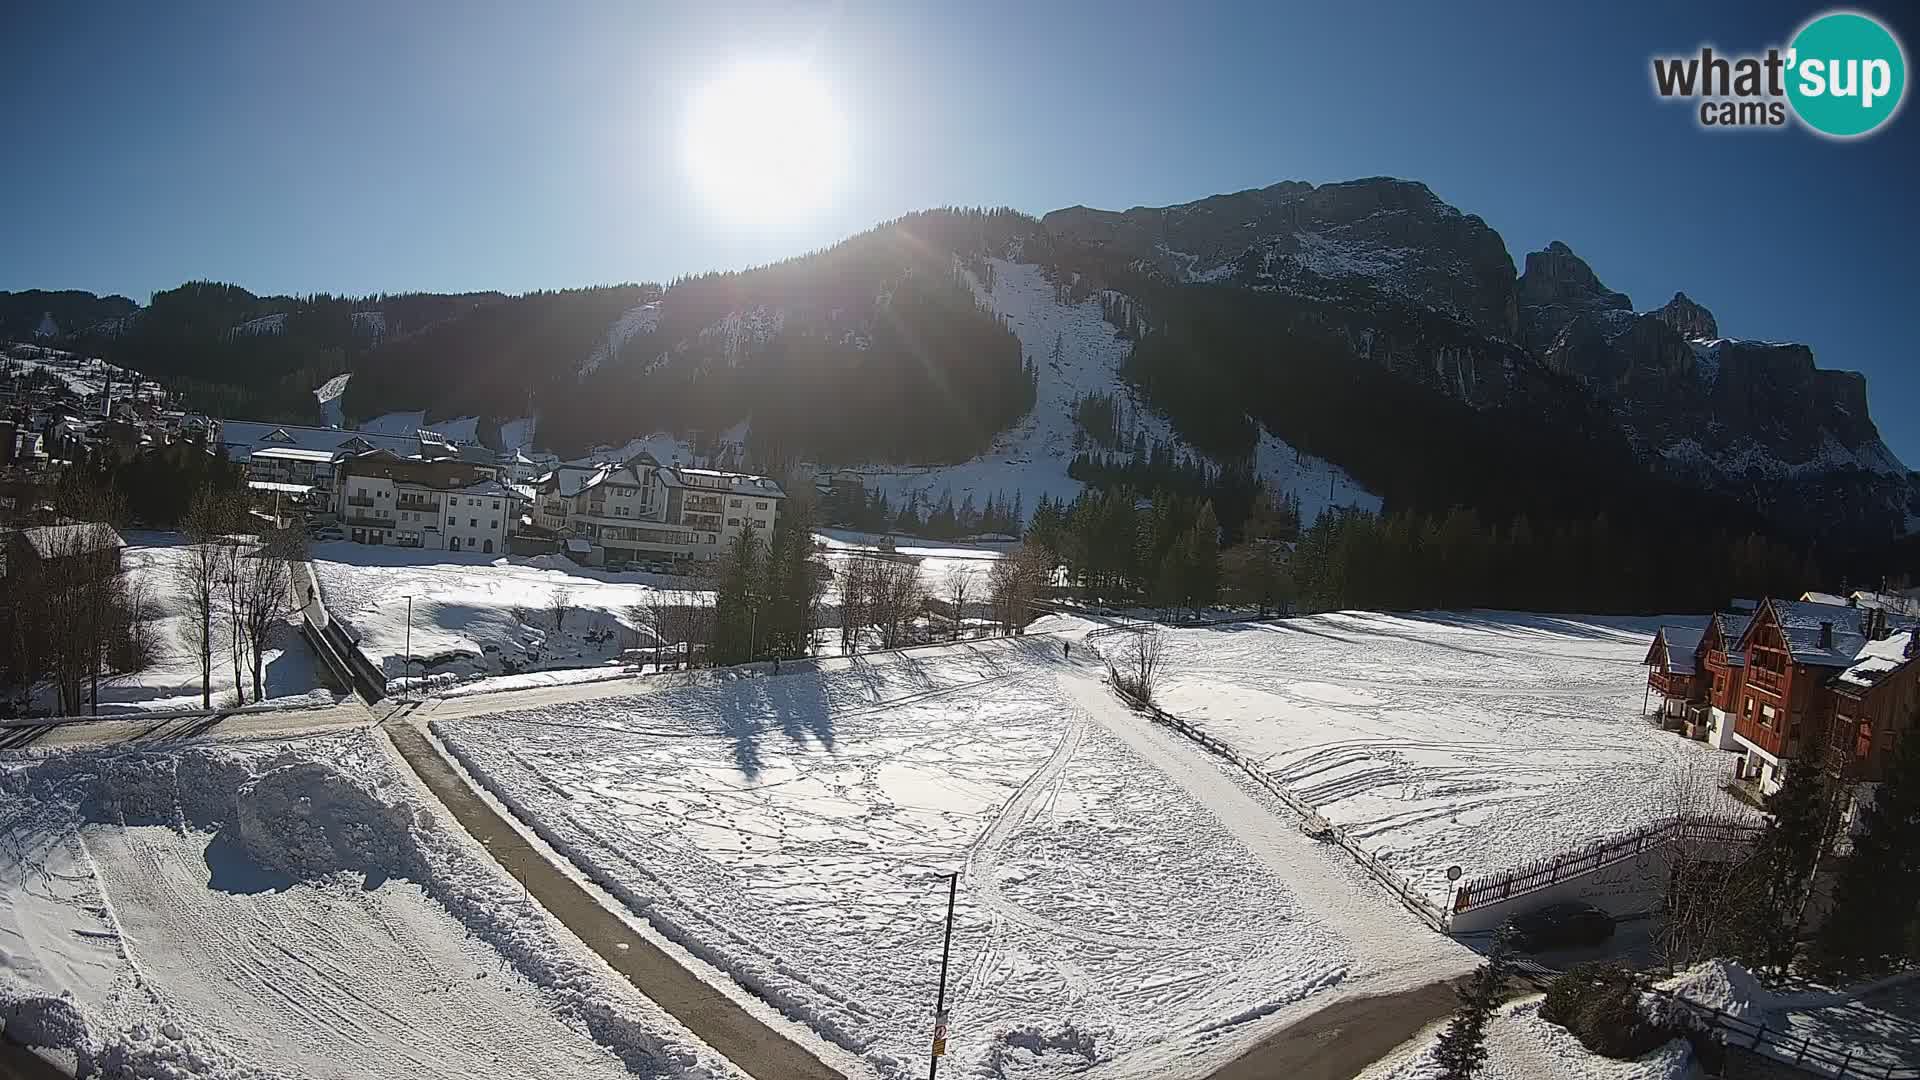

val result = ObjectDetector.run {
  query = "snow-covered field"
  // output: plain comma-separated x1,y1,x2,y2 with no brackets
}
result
434,636,1468,1079
30,535,330,716
841,258,1380,525
1154,612,1753,902
310,543,701,685
0,731,743,1079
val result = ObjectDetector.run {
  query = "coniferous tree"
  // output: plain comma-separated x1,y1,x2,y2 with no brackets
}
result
712,525,763,664
1434,927,1514,1079
1813,728,1920,978
1738,754,1845,977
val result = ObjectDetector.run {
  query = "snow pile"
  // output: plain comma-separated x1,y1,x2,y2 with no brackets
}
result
0,734,745,1079
1652,960,1772,1023
1153,611,1756,901
231,761,423,880
985,1023,1108,1078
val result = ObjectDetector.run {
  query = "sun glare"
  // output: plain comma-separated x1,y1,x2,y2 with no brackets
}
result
684,62,846,221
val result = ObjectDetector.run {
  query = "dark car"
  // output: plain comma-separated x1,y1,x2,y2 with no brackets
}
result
1508,902,1615,952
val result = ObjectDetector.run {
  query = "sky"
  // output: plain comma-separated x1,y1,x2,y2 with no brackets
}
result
2,0,1916,463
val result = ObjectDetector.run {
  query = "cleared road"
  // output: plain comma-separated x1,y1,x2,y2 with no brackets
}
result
384,722,845,1080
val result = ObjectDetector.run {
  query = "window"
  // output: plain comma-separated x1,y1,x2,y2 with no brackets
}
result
492,499,500,510
727,517,740,527
447,517,456,527
756,501,767,509
469,518,478,528
754,519,768,530
729,498,742,507
489,520,497,530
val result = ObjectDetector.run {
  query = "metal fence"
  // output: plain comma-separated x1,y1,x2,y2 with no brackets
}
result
1646,987,1919,1079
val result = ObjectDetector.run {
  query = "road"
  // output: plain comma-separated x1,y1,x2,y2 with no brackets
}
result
383,722,845,1080
1205,980,1459,1080
0,698,374,750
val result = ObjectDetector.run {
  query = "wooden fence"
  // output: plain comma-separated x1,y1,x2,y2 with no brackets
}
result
1452,815,1763,914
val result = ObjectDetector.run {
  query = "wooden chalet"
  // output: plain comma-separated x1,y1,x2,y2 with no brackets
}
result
1644,625,1708,731
1829,625,1920,784
1699,608,1755,750
1727,597,1912,794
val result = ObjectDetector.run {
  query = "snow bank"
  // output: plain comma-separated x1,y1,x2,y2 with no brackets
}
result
0,734,742,1079
1652,960,1772,1023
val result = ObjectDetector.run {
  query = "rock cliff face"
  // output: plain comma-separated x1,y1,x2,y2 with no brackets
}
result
1042,178,1520,337
1035,187,1915,540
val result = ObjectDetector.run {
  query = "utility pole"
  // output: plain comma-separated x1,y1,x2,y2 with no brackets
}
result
403,594,414,702
929,871,958,1080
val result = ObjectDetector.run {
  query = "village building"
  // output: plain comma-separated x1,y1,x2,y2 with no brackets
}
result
1644,624,1707,729
3,522,126,583
1829,625,1920,785
336,450,524,552
527,452,783,566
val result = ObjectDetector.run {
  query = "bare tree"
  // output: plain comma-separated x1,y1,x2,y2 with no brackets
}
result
1107,628,1167,705
175,488,231,709
549,586,573,631
838,556,876,655
943,567,977,641
231,539,293,701
989,542,1054,635
867,558,925,650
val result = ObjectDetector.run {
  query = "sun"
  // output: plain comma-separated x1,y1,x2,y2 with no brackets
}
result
684,62,847,221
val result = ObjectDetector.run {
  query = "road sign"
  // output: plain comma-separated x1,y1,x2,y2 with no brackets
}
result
932,1012,948,1056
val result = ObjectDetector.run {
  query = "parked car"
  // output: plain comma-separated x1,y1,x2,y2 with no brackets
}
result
1508,902,1614,952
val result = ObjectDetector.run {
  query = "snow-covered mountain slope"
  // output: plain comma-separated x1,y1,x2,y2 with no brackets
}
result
843,258,1379,523
314,372,350,427
581,301,661,376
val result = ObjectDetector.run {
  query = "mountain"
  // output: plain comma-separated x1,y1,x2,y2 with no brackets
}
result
0,290,138,342
15,180,1914,546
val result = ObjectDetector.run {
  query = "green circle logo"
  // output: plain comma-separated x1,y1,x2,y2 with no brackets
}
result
1787,11,1907,137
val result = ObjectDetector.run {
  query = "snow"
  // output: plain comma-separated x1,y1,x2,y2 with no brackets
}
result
1152,612,1756,902
229,313,287,338
433,637,1471,1079
27,534,332,716
1836,632,1914,689
1650,961,1920,1074
813,528,1006,595
498,415,538,452
309,541,701,686
583,302,661,376
2,347,164,404
842,258,1377,526
312,372,350,428
0,731,745,1079
1359,998,1697,1080
357,409,427,436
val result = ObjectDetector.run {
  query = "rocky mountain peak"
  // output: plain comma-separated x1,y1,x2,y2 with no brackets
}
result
1516,241,1632,354
1041,177,1518,337
1654,292,1718,340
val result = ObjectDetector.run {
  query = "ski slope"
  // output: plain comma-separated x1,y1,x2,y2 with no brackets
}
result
313,372,350,427
843,258,1380,524
434,635,1469,1079
1154,612,1756,902
0,731,744,1079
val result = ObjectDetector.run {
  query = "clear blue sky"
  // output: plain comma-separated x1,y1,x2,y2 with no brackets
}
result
3,1,1915,464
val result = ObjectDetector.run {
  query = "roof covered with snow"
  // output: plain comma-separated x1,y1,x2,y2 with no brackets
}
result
1755,599,1872,667
1710,611,1754,665
1648,625,1705,674
16,522,126,560
1834,630,1919,691
219,420,423,461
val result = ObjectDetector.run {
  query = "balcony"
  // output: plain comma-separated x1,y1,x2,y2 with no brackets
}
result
683,495,724,514
343,512,391,528
1747,665,1785,696
681,512,721,530
398,499,440,513
346,495,375,508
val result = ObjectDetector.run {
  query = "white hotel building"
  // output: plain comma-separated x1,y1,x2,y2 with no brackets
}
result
530,452,784,565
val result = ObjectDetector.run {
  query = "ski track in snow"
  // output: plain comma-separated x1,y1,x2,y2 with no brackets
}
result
847,258,1379,525
1154,611,1757,903
0,732,747,1080
436,636,1472,1079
